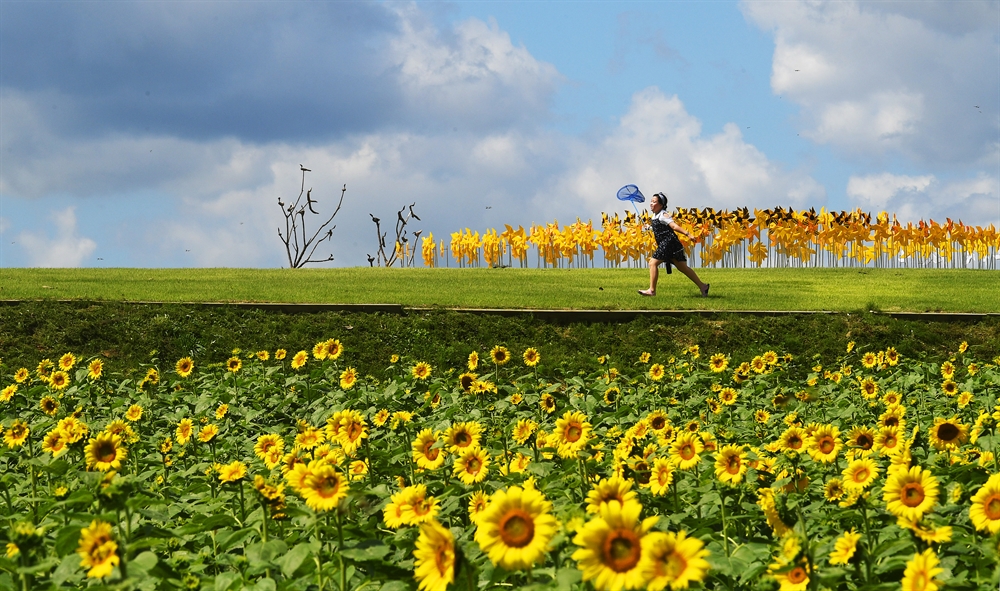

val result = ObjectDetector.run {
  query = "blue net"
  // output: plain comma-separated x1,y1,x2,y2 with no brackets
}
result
616,184,645,203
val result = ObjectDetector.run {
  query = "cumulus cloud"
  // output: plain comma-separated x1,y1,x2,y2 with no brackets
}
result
743,0,1000,165
16,207,96,267
847,172,999,225
536,87,825,220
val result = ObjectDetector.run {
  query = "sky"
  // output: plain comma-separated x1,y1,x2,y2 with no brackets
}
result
1,0,998,268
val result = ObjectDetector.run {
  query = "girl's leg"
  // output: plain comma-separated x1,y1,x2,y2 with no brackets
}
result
639,258,662,295
672,259,709,295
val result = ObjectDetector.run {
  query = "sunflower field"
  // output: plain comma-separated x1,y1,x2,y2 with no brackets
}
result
1,337,999,591
418,207,999,271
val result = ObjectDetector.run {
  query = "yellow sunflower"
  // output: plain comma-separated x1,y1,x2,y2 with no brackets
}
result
901,549,943,591
842,458,879,491
670,432,703,471
49,370,70,391
373,409,390,427
198,424,219,443
714,445,747,486
256,350,270,361
325,338,344,360
312,341,328,360
586,476,638,514
335,410,368,455
969,473,1000,534
339,367,358,390
883,465,939,522
572,499,658,591
540,393,556,414
512,419,538,445
413,519,455,591
175,357,194,378
828,529,861,565
125,405,143,422
42,428,69,457
291,350,308,370
77,520,119,578
806,425,841,463
555,410,591,458
649,459,675,497
824,478,845,502
523,348,540,367
718,387,738,405
928,417,968,451
58,352,77,371
474,485,559,570
649,364,665,381
217,460,248,484
468,351,479,370
39,395,59,416
298,462,347,512
0,384,16,402
445,421,482,453
412,429,446,470
777,427,806,454
453,447,490,485
411,361,432,380
459,372,477,392
14,368,29,383
643,530,710,591
254,433,284,461
490,345,511,365
875,426,903,456
176,418,193,445
468,490,491,523
275,349,287,360
87,359,103,380
708,353,728,373
84,432,127,472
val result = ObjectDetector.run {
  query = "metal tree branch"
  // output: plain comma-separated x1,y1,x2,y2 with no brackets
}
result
368,202,421,267
277,168,346,268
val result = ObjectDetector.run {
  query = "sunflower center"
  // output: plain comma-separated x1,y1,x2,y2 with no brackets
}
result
901,482,926,507
650,417,665,430
97,442,117,463
857,435,874,449
984,495,1000,520
936,423,959,442
412,499,433,516
566,425,582,442
498,509,535,548
602,530,641,572
634,462,650,485
455,432,471,446
853,468,869,483
347,424,363,441
664,551,688,579
788,436,802,449
884,435,898,448
465,458,481,473
818,437,835,454
679,444,695,460
726,455,741,474
434,543,451,576
316,475,342,499
424,444,439,461
788,566,807,584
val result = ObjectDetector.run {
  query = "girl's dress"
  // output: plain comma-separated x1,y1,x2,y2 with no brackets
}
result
650,211,687,274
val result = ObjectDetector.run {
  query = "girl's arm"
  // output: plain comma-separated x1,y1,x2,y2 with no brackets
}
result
669,220,693,240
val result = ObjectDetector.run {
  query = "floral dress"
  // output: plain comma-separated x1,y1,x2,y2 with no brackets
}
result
650,211,686,274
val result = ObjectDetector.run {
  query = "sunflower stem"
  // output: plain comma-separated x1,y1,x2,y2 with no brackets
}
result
860,500,874,582
334,512,346,591
237,479,247,524
314,517,325,591
577,457,588,502
718,483,730,557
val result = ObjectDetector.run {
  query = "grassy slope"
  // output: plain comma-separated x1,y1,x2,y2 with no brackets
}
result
2,267,999,312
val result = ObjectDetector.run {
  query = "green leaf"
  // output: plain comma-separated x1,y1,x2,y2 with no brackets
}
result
378,582,410,591
246,540,288,568
248,577,277,591
54,524,84,557
340,543,391,562
214,571,243,591
50,554,82,586
129,551,159,575
276,542,313,578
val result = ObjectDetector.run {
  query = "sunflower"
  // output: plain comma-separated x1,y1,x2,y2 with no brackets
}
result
124,405,142,422
754,410,771,424
198,424,219,443
540,393,556,414
413,519,455,591
858,377,878,400
0,385,16,402
824,478,845,502
42,428,69,457
523,348,540,367
512,419,538,445
586,477,638,513
275,349,287,360
36,359,53,380
649,364,665,381
884,465,939,522
750,356,767,374
291,350,308,370
312,341,328,360
928,416,968,451
412,429,446,470
490,346,511,366
58,352,77,371
648,459,675,497
336,410,368,455
85,432,127,472
969,473,1000,534
49,370,70,391
572,499,658,591
39,395,59,417
87,359,103,380
770,559,810,591
373,409,390,427
555,410,591,458
295,426,326,450
474,485,558,570
806,425,841,463
671,432,703,471
718,387,738,405
714,445,747,486
4,419,29,448
458,372,477,392
175,357,194,378
901,549,943,591
957,391,973,408
14,368,29,383
445,421,482,453
468,351,479,370
254,433,284,461
842,458,879,491
325,339,344,360
643,530,710,591
897,516,952,544
453,447,490,485
255,350,269,361
58,416,87,443
604,386,621,405
708,353,728,373
639,352,651,364
224,356,242,373
411,361,432,380
338,367,358,390
176,418,194,445
846,426,876,454
298,462,347,511
77,520,119,578
875,426,903,456
216,460,247,484
940,379,958,396
778,427,806,454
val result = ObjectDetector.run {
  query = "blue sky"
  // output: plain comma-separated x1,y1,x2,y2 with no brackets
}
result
1,0,997,267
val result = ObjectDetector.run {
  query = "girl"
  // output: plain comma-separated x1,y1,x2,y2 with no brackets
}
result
638,192,710,297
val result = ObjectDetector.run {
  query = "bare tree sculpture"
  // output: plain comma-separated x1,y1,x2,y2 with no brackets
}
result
277,166,346,268
368,203,422,267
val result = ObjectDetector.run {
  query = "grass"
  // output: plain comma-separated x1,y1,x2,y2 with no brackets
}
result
2,267,999,312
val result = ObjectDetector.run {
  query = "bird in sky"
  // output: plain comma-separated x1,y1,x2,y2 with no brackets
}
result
300,165,311,172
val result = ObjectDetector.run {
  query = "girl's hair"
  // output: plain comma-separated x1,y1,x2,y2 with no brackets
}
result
653,192,668,207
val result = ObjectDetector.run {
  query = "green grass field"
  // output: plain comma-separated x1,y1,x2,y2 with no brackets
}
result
1,267,998,312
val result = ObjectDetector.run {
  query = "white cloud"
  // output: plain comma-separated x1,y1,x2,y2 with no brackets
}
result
537,87,825,220
16,207,96,267
743,0,999,164
847,172,999,225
